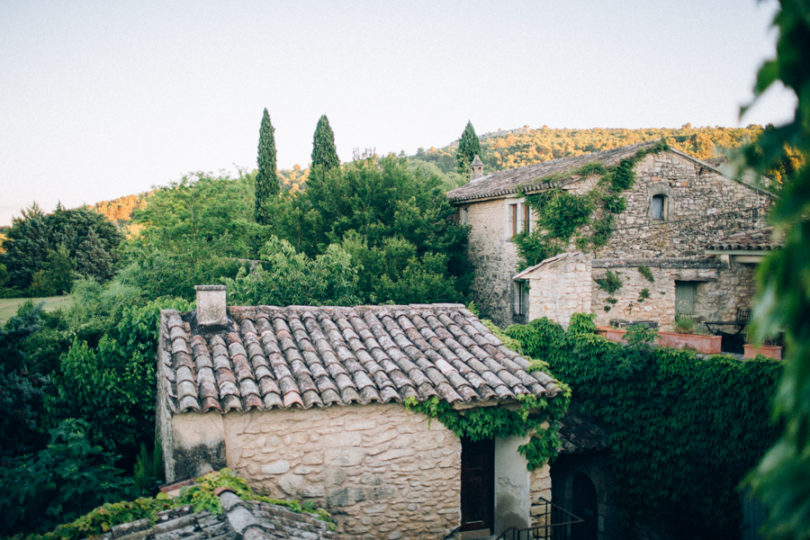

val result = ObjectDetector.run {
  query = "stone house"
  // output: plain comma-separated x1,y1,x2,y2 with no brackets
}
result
447,142,776,332
157,285,565,538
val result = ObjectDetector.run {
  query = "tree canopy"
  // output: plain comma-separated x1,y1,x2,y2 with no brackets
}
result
456,120,481,174
271,155,472,304
311,114,339,170
254,108,278,224
1,205,123,295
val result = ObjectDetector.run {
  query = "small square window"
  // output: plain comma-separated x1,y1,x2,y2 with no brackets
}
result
651,194,667,220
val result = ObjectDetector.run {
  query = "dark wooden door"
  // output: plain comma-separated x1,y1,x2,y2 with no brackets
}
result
460,438,494,532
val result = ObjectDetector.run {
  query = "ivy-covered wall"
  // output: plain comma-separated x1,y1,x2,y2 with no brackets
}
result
506,315,782,539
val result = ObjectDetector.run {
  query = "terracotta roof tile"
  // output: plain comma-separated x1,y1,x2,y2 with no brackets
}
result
159,304,561,413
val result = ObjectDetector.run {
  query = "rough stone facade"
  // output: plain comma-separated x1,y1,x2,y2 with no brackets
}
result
591,152,772,260
591,258,757,331
168,404,552,539
462,196,531,326
171,404,459,539
453,148,774,331
516,253,592,329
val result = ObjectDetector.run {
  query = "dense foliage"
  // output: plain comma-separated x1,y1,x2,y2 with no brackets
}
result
224,237,360,306
0,287,188,537
268,156,472,304
311,114,339,171
48,297,191,464
1,205,123,295
741,1,810,537
0,419,133,537
506,315,782,538
124,172,262,299
456,120,481,174
255,108,278,224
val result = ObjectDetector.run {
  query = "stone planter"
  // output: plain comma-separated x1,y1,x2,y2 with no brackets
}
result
597,326,722,354
743,344,783,360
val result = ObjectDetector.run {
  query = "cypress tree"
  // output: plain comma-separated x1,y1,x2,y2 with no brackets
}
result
456,121,481,174
311,114,339,170
254,108,278,224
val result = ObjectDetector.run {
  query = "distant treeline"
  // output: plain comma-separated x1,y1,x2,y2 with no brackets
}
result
413,124,764,172
90,125,797,225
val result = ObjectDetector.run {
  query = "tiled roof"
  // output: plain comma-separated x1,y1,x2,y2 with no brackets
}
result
159,304,561,414
557,413,609,454
96,488,336,540
447,141,659,203
707,229,779,251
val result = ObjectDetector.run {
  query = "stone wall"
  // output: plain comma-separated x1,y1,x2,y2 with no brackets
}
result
529,464,552,527
591,259,757,331
219,403,460,539
166,403,555,538
593,152,773,261
463,197,531,327
523,253,592,329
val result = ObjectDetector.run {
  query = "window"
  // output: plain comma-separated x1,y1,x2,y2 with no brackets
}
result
510,204,518,237
460,207,468,225
651,194,667,221
513,281,529,319
523,204,531,234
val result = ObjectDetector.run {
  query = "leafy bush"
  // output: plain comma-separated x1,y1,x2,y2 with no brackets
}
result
48,297,190,466
0,419,133,537
225,237,359,306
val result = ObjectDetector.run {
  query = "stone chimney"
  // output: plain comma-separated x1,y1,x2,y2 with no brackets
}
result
195,285,228,327
470,154,484,181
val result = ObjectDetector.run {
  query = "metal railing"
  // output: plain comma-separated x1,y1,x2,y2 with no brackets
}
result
495,497,584,540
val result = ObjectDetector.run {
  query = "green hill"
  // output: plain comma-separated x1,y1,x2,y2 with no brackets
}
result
411,124,766,174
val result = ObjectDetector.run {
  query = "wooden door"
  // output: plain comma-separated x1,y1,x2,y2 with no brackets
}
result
460,438,494,532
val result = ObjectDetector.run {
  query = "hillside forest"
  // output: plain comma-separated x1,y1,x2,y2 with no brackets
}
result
0,119,798,538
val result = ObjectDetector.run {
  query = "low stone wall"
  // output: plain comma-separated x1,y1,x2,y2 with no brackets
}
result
220,403,461,539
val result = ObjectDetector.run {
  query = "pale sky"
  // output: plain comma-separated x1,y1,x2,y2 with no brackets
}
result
0,0,796,226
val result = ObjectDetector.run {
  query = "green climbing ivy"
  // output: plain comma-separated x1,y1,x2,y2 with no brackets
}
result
514,141,669,268
506,314,782,538
404,322,571,471
637,265,655,282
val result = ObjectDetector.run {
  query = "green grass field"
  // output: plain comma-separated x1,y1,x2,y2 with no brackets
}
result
0,295,73,325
